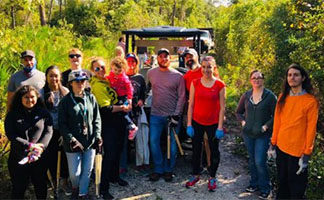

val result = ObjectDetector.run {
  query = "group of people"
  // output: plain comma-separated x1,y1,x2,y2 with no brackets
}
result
4,45,319,200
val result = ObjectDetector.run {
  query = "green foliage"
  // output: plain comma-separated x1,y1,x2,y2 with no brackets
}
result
307,134,324,199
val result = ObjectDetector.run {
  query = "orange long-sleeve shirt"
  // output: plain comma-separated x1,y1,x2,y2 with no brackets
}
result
271,94,319,157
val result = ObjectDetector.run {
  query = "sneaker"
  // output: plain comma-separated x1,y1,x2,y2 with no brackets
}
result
117,177,129,186
149,173,161,181
128,125,138,140
208,178,217,192
258,192,270,199
70,187,78,200
185,176,200,188
164,172,173,182
246,185,258,193
79,194,90,199
102,191,114,200
63,180,72,196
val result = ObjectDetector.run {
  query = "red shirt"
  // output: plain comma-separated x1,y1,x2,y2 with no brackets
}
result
192,78,225,125
183,67,203,91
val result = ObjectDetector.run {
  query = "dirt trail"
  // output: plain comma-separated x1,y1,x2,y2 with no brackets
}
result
96,134,265,200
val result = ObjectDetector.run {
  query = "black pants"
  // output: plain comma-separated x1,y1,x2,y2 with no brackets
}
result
46,129,69,180
192,120,220,177
8,153,47,199
100,112,126,193
276,148,308,199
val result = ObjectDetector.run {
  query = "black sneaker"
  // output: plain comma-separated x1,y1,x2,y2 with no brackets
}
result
149,173,161,181
117,178,129,186
246,185,258,193
102,191,114,200
258,192,269,199
164,172,173,182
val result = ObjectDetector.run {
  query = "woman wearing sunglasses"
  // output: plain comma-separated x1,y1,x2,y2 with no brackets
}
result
235,70,277,199
89,57,131,200
58,69,102,199
61,48,92,90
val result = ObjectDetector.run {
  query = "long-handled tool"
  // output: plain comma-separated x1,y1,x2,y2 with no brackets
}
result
56,150,61,197
171,128,184,156
167,125,171,159
47,169,57,199
95,146,102,198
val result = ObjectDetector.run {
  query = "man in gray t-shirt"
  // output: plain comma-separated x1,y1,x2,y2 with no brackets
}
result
147,48,185,182
7,50,45,110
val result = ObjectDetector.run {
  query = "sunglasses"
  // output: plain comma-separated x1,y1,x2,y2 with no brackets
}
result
75,79,86,83
74,72,87,77
69,54,82,59
94,66,105,72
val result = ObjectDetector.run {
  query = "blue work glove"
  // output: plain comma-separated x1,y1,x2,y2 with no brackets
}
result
215,129,224,139
186,126,194,138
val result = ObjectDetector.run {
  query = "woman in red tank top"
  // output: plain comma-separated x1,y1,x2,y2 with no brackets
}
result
185,56,226,192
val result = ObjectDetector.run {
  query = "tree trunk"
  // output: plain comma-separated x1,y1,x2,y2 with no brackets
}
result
171,0,176,26
59,0,62,19
48,0,54,22
39,0,47,26
10,6,16,29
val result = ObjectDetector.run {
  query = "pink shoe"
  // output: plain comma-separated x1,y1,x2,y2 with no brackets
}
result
128,125,138,140
185,176,200,188
208,178,217,192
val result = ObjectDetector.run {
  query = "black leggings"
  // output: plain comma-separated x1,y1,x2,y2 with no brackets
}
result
100,112,127,193
192,120,220,177
8,153,47,199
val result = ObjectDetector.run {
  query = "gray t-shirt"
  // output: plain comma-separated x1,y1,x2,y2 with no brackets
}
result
7,69,45,92
147,67,186,116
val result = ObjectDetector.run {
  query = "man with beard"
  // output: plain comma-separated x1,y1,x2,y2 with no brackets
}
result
183,49,202,91
147,48,186,182
7,50,45,110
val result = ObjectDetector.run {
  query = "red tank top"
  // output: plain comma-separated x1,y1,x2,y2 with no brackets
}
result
192,78,225,125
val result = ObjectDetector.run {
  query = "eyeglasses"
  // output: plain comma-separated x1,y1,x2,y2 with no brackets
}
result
94,66,105,72
251,77,264,80
69,54,81,59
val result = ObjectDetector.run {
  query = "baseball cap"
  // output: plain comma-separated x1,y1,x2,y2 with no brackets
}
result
68,69,88,82
20,50,35,58
157,48,170,56
126,53,139,64
183,48,198,58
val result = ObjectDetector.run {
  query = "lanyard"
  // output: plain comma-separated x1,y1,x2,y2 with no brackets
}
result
70,93,88,128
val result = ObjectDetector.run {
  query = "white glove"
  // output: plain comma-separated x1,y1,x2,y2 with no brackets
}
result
296,155,310,175
267,144,276,160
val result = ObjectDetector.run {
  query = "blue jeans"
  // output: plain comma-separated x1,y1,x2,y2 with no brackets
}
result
243,134,270,193
150,115,180,174
66,149,95,195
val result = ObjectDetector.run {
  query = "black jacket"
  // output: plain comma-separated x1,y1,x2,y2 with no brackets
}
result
236,88,277,138
5,106,53,161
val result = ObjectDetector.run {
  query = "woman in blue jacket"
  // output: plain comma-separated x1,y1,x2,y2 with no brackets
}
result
235,70,277,199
